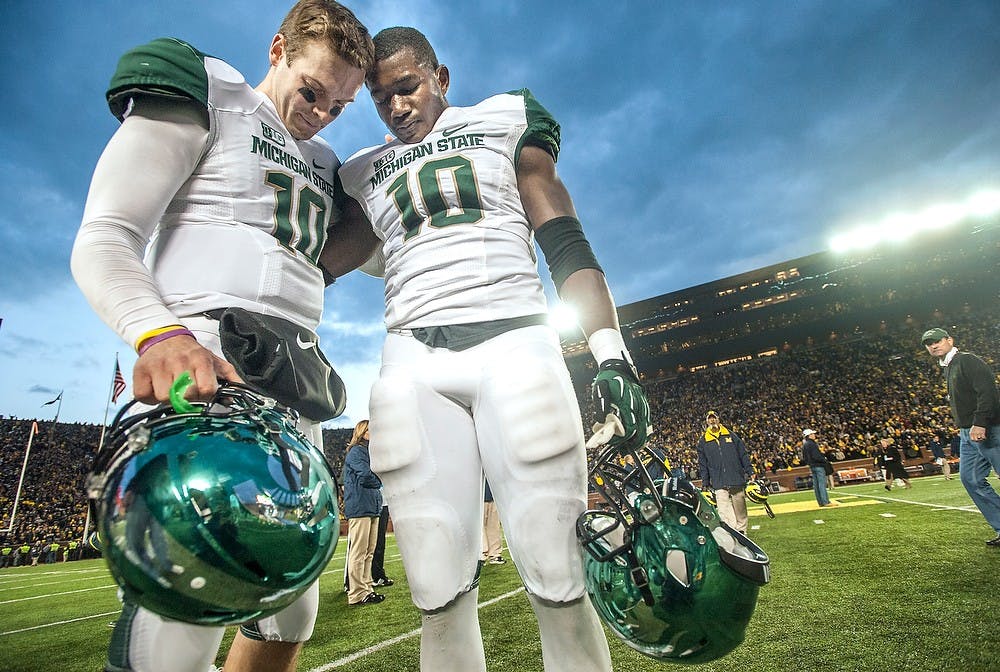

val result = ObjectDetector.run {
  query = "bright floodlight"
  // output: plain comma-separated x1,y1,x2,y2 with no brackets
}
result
829,188,1000,253
548,302,579,333
965,188,1000,218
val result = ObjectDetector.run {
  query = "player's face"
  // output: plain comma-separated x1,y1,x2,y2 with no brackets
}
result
267,35,365,141
368,48,449,144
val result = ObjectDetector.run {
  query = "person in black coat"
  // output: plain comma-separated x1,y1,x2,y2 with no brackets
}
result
923,327,1000,546
879,437,912,491
801,429,837,507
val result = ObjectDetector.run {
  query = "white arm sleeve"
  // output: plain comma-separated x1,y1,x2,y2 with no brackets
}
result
70,97,209,348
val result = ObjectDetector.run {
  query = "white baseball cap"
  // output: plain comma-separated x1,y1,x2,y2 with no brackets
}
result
802,429,816,437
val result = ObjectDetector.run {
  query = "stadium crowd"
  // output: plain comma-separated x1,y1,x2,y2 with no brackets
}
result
1,310,996,553
584,311,998,481
0,417,353,561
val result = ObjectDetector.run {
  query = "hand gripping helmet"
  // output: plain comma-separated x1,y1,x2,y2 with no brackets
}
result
745,480,775,519
86,380,339,626
577,443,770,664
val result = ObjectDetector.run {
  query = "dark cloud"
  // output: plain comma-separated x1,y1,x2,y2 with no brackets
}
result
28,385,61,396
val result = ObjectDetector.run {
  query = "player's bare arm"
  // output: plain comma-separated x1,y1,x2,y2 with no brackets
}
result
319,195,381,282
516,144,619,339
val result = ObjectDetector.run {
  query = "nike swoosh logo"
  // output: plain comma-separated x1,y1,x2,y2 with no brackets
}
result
312,159,326,170
296,333,317,350
442,123,470,137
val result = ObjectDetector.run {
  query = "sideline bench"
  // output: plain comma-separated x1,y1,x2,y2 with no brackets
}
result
836,467,871,483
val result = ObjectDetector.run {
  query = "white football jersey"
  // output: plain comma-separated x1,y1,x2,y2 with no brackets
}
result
337,90,559,329
108,38,340,329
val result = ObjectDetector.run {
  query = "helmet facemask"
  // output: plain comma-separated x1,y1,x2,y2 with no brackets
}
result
577,442,770,664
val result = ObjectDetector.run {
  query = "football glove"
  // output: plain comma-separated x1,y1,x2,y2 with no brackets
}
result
586,412,625,450
591,358,651,450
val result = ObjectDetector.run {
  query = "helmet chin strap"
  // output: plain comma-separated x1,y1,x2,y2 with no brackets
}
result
583,446,673,607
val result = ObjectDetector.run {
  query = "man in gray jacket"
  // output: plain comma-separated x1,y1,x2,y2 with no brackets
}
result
697,411,755,534
922,327,1000,546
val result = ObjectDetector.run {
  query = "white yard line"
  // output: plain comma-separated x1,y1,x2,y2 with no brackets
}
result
0,567,108,582
856,494,982,512
0,551,403,631
0,610,121,637
0,575,114,592
306,587,526,672
0,584,117,605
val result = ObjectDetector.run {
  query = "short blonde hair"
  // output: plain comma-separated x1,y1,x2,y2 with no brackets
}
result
279,0,374,71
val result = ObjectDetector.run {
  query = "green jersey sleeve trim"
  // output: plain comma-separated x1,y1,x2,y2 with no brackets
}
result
107,38,211,121
508,88,561,166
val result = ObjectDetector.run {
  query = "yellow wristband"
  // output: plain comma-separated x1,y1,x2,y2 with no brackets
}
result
135,324,187,353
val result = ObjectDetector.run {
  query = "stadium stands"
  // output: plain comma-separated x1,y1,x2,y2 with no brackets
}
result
1,220,996,549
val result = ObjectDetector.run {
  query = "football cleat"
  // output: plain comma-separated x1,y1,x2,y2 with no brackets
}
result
577,441,770,665
86,377,339,626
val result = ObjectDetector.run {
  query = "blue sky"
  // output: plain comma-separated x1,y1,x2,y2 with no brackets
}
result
1,1,998,428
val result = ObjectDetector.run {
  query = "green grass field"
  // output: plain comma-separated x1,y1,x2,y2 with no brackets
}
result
1,476,995,672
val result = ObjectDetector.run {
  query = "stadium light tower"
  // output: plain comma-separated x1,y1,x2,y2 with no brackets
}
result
829,188,1000,253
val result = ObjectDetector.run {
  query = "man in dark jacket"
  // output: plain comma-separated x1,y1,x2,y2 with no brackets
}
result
923,327,1000,546
801,429,837,507
697,411,755,534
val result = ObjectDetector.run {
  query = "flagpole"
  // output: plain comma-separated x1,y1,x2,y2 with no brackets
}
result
7,422,38,534
81,504,91,547
97,353,120,452
89,354,122,545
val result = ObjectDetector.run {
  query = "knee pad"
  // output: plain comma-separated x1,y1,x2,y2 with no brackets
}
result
504,492,586,603
393,501,481,611
241,581,319,643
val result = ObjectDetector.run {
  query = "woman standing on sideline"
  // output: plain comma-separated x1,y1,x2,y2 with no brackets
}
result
343,420,386,606
879,437,912,491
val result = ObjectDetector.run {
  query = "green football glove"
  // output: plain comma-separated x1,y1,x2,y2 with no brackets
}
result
591,359,651,450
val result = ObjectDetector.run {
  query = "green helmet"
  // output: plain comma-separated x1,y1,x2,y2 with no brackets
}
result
577,444,770,665
87,383,339,626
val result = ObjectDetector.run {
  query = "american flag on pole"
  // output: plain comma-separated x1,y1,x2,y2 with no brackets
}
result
111,358,127,403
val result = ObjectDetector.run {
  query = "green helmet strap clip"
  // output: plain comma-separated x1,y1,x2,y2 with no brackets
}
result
169,371,199,414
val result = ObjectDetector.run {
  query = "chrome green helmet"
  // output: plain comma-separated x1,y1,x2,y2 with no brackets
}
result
577,444,770,664
87,382,338,626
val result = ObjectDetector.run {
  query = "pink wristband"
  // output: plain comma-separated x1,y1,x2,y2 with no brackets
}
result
137,328,195,356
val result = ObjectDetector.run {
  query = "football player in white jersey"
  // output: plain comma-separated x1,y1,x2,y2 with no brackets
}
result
71,3,372,672
322,27,651,672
